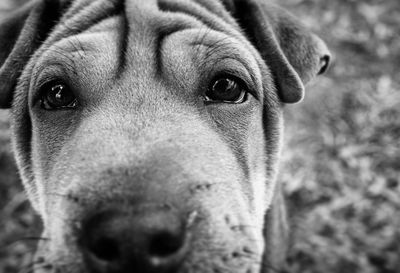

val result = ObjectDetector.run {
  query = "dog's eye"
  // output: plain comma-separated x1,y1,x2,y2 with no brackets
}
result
40,82,77,110
205,77,247,103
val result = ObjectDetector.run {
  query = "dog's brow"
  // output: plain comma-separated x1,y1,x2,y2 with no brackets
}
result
67,38,88,57
155,25,194,76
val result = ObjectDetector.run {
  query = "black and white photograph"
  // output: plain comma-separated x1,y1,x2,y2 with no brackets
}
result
0,0,399,272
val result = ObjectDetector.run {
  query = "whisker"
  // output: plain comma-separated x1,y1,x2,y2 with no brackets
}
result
230,224,258,230
19,262,53,273
3,236,50,249
252,259,288,273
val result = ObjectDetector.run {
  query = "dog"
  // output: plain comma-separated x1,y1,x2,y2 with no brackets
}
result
0,0,330,272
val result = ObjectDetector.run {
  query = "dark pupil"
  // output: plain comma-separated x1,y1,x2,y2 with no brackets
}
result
212,78,241,101
48,84,73,106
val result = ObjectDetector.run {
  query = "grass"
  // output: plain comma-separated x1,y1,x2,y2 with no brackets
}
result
280,0,400,272
0,0,399,272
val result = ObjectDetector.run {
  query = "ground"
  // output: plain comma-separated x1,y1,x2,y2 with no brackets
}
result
0,0,399,272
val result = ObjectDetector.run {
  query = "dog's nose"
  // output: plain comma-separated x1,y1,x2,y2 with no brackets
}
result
81,205,188,273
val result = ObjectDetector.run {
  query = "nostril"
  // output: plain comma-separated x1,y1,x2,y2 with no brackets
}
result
81,206,189,272
150,231,184,257
89,236,120,262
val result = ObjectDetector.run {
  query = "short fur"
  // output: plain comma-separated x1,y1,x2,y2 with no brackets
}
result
0,0,329,272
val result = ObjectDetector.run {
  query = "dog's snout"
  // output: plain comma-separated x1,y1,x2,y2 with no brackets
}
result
81,205,188,273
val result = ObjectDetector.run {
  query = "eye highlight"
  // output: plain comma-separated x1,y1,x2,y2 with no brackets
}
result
40,82,77,110
204,77,247,104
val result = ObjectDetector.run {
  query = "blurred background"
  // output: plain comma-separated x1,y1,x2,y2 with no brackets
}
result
0,0,399,272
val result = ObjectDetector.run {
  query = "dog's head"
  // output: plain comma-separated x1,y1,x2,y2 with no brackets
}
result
0,0,329,272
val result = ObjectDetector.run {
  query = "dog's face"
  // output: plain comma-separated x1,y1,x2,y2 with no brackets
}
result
0,0,329,272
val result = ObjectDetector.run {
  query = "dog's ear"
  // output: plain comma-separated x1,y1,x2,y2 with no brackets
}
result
0,0,65,108
223,0,331,103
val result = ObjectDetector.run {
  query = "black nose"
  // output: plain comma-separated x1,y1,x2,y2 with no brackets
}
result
80,204,188,273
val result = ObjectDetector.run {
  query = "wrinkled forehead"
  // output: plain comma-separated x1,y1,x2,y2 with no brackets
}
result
31,0,260,80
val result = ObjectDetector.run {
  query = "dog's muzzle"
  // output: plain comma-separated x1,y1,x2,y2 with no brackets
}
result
79,204,189,273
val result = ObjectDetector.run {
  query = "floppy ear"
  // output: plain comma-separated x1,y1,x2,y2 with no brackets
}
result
223,0,331,103
0,0,65,108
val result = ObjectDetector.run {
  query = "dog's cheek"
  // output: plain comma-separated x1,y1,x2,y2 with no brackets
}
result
10,75,46,214
28,110,80,220
247,114,271,226
205,97,270,220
